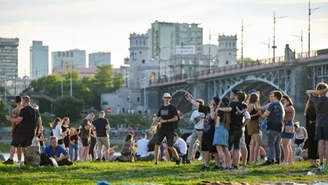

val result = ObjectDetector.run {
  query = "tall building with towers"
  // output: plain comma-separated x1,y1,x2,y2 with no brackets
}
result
217,35,237,67
30,41,49,79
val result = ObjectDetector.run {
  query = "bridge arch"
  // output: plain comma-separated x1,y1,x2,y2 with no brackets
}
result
219,76,287,99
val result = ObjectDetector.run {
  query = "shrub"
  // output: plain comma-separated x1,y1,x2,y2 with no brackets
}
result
53,96,84,120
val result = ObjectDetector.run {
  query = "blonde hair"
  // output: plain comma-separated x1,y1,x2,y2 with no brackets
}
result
293,121,300,128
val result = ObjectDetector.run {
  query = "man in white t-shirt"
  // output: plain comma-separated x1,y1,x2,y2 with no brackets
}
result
174,133,187,157
186,99,204,164
136,133,150,156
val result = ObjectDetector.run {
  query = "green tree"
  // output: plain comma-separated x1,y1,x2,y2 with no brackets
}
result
53,96,85,120
94,65,115,87
113,73,124,89
0,99,7,126
237,57,258,65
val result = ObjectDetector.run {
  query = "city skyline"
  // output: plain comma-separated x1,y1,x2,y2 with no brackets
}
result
0,0,327,77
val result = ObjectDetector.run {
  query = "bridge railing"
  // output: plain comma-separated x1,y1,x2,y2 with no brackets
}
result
149,74,188,85
296,50,318,59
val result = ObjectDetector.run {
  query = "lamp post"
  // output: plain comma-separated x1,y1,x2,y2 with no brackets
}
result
128,94,131,114
292,30,303,58
308,0,320,57
143,76,147,112
241,19,254,64
259,37,271,59
272,11,287,62
4,73,7,102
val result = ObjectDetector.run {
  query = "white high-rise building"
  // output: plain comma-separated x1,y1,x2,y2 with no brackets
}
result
217,35,237,67
151,21,203,60
30,41,49,79
52,49,86,70
0,38,19,81
89,52,111,67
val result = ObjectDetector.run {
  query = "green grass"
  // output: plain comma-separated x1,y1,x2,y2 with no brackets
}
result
0,161,327,185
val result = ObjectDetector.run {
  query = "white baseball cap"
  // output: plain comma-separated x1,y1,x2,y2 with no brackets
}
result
162,93,172,99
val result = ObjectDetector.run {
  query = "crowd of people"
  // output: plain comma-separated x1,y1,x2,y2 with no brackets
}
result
2,82,328,174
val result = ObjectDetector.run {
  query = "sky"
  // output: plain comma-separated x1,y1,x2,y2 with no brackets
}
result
1,0,328,77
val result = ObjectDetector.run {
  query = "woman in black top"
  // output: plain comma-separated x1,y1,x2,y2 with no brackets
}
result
62,117,71,151
304,98,318,167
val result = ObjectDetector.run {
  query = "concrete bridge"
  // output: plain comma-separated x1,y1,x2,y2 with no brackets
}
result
146,48,328,120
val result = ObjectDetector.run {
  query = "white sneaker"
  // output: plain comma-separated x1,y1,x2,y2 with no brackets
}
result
240,166,247,171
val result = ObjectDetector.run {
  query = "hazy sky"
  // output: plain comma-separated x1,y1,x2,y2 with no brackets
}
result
1,0,327,77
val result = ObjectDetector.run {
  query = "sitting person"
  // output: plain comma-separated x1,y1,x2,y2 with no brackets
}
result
173,133,187,161
41,136,73,166
294,146,304,161
107,145,119,162
117,134,135,162
136,133,154,161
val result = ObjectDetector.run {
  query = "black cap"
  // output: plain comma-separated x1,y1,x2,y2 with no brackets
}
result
222,98,230,106
231,89,240,95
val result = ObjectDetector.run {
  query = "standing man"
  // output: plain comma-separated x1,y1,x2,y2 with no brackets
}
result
260,90,285,165
217,90,250,170
80,113,95,161
306,82,328,172
186,99,205,164
4,96,40,165
93,111,110,161
152,93,181,165
9,96,24,164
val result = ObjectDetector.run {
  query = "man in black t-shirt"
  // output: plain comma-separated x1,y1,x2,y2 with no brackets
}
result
93,111,110,161
4,96,40,165
217,90,250,169
152,93,181,165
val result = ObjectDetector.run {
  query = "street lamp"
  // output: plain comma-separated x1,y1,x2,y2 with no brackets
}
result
292,30,303,58
127,95,131,113
241,19,254,64
272,11,287,62
308,0,320,57
143,76,147,112
259,38,271,59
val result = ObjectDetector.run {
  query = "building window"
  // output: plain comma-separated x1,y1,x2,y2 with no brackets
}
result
229,42,231,47
229,53,231,55
140,51,142,54
142,59,145,64
233,43,235,47
225,42,227,47
137,97,140,102
139,40,142,45
62,52,65,57
226,61,229,65
58,52,61,57
143,40,146,45
136,40,138,45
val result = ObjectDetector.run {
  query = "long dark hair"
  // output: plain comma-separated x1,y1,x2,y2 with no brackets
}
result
304,97,314,116
52,117,61,129
125,133,133,142
219,101,231,130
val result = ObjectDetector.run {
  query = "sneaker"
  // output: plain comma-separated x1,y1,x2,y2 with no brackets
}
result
231,165,239,170
275,159,280,165
261,160,273,166
176,157,182,165
155,161,158,165
95,158,101,161
213,165,220,170
240,166,247,171
318,165,324,173
186,159,191,164
201,165,210,170
3,159,14,164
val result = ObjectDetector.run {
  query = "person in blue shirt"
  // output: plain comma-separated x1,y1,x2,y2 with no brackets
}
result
42,136,73,166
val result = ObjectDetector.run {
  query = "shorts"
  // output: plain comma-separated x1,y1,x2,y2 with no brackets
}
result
58,139,63,145
81,138,90,147
247,120,260,135
315,127,328,141
239,132,247,149
229,129,242,150
96,137,110,149
11,135,33,147
155,129,174,147
294,139,304,146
